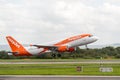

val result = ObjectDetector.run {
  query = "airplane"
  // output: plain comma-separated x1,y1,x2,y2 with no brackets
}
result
6,33,98,57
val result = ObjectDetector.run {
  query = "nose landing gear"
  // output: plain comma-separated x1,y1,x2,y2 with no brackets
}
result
85,45,89,50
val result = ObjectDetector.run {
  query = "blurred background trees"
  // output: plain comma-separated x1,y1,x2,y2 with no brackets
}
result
0,46,120,59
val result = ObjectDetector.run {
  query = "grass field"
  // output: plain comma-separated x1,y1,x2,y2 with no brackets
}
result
0,59,120,62
0,63,120,75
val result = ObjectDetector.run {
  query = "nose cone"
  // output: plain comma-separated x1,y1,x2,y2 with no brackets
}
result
92,36,99,42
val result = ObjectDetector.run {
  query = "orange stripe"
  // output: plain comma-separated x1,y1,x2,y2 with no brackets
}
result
54,34,91,46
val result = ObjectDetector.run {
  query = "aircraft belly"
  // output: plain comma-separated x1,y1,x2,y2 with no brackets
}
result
27,48,44,55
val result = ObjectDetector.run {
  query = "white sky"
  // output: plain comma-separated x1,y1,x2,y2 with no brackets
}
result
0,0,120,45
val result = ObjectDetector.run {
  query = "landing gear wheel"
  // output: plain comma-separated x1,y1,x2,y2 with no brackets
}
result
51,54,56,58
85,45,89,50
57,54,61,57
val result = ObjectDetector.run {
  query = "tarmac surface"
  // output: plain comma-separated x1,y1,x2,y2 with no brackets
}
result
0,59,120,64
0,76,120,80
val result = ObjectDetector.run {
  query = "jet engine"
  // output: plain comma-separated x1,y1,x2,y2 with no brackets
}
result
57,46,68,52
57,46,75,52
67,47,76,52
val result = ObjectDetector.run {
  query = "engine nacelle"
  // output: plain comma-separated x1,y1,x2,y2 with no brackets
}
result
57,46,68,52
67,47,75,52
57,46,76,52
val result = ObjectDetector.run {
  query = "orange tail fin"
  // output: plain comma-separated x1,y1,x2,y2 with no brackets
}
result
6,36,24,52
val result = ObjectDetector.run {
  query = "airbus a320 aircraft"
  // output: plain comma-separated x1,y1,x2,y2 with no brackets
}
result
6,34,98,57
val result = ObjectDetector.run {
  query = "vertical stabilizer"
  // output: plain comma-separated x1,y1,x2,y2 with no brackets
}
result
6,36,31,56
6,36,25,52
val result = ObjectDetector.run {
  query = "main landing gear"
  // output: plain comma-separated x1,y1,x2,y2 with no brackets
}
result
51,53,62,58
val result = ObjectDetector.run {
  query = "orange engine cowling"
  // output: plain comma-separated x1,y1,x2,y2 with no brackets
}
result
57,46,68,52
67,47,75,52
57,46,75,52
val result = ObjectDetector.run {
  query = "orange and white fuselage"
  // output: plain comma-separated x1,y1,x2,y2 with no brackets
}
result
6,34,98,56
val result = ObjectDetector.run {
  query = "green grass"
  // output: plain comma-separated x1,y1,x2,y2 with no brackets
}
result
0,59,120,62
0,64,119,75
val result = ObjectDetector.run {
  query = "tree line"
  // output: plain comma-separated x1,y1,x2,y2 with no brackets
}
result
0,46,120,59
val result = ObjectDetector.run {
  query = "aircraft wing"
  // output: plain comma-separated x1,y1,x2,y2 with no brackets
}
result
32,45,58,49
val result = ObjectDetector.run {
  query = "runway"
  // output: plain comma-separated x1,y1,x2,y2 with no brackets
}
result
0,76,120,80
0,59,120,64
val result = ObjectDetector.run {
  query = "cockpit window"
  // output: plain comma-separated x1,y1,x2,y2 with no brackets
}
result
89,35,93,37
